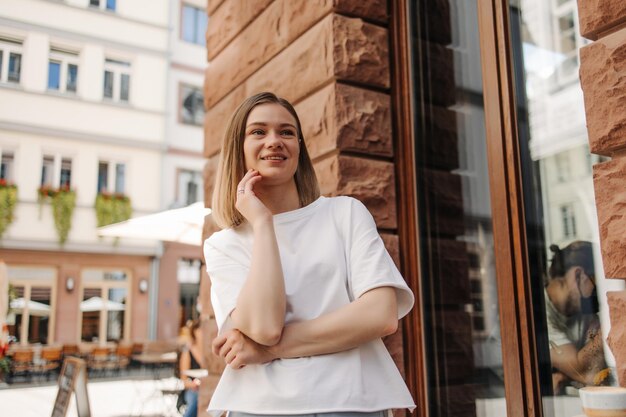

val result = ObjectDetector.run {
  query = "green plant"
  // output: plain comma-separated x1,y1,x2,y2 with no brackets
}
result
0,179,17,238
95,192,132,227
51,187,76,244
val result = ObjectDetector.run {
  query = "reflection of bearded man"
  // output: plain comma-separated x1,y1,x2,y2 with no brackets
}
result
544,241,608,395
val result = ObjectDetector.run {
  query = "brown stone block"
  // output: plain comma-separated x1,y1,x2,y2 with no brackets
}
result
204,84,246,158
418,0,452,44
297,82,393,159
580,29,626,155
207,0,274,60
333,15,390,88
423,105,459,170
593,158,626,278
333,0,388,23
431,239,471,306
205,0,334,109
383,327,405,378
422,168,465,236
207,0,226,14
380,232,400,268
607,290,626,386
421,41,455,107
577,0,626,40
315,154,397,229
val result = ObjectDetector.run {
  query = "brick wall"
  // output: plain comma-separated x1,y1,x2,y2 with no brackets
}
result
578,0,626,386
201,0,405,413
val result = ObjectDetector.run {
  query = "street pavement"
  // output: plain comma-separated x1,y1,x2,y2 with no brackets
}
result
0,376,183,417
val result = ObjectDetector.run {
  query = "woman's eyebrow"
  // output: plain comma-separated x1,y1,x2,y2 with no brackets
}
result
246,122,296,129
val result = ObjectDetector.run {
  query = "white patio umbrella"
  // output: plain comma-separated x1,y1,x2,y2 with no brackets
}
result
9,297,51,317
80,296,126,312
97,202,211,246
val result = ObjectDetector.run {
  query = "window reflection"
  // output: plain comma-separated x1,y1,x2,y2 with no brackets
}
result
409,1,506,416
511,0,625,415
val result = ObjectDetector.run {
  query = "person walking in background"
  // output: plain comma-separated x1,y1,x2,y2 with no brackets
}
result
179,319,203,417
544,241,608,394
204,92,416,417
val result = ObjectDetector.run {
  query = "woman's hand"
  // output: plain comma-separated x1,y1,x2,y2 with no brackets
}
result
235,169,272,227
212,329,276,369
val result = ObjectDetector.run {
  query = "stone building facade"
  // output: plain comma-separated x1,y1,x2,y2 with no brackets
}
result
199,1,626,417
578,0,626,387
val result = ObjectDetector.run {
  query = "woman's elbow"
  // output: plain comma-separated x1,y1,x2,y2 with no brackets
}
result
381,317,399,337
250,327,282,346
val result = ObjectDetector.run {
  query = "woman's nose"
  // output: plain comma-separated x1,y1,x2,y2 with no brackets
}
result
265,131,283,147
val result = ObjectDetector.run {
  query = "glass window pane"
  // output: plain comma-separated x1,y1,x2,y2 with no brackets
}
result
512,2,623,416
82,288,102,342
115,163,125,194
1,152,14,182
106,288,126,342
182,5,197,43
181,86,205,125
196,10,208,45
8,52,21,82
106,0,116,11
89,0,99,6
60,158,72,188
8,285,25,344
120,73,130,101
98,161,108,192
28,286,51,344
103,70,113,98
48,61,61,90
409,1,507,416
41,155,54,187
67,63,78,92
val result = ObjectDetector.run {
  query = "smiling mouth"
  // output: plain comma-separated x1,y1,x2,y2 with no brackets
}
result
261,156,287,160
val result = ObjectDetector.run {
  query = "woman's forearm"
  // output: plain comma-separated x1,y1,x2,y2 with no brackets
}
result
231,219,286,345
269,287,398,359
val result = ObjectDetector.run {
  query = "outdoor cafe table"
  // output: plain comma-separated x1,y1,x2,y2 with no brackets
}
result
132,352,177,378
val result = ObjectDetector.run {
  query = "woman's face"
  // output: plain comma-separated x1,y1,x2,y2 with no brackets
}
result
243,103,300,187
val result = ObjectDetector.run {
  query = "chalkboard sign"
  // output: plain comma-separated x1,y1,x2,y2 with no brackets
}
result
51,357,91,417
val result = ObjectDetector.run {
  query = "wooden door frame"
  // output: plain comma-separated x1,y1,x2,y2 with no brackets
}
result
390,1,543,417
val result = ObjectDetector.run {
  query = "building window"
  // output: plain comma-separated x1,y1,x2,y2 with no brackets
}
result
555,151,570,183
1,152,15,183
181,4,208,46
553,0,583,83
81,269,129,343
97,161,126,194
40,155,72,189
177,170,202,206
560,204,577,238
48,48,79,94
89,0,116,11
0,38,22,84
103,59,131,103
180,85,205,125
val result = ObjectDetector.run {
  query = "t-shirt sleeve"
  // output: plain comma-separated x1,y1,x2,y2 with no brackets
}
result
346,198,414,319
203,237,248,334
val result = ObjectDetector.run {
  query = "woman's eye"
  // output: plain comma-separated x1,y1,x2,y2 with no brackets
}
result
250,129,265,135
281,130,296,137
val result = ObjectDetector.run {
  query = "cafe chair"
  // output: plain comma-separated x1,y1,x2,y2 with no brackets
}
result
112,344,133,375
87,347,116,377
39,346,63,381
8,348,35,383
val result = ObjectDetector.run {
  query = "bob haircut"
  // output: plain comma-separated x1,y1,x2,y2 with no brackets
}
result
211,92,320,229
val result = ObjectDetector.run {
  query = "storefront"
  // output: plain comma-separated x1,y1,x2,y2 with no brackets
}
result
201,1,626,416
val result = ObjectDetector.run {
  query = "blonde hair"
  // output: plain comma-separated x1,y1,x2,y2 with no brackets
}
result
211,92,320,229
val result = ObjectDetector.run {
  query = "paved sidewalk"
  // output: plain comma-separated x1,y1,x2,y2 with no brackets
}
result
0,377,183,417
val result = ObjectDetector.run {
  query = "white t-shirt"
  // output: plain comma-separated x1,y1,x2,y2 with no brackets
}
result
204,196,416,415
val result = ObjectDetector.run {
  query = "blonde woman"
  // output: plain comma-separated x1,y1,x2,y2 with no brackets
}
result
204,92,415,417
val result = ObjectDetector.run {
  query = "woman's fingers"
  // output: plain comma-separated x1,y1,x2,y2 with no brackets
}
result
236,169,257,195
212,334,226,356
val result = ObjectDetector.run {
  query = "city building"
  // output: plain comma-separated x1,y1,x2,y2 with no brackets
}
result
0,0,207,347
199,1,626,417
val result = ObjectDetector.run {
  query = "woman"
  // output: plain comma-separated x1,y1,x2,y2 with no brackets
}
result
204,92,415,417
179,319,203,417
544,241,607,393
